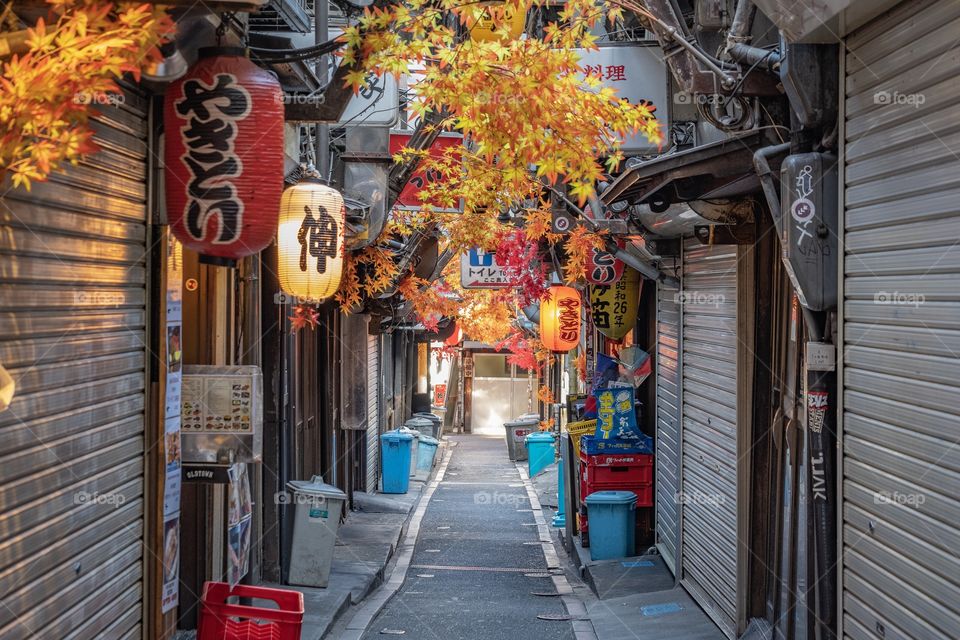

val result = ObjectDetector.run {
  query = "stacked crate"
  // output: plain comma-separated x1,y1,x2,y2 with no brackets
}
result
578,442,654,548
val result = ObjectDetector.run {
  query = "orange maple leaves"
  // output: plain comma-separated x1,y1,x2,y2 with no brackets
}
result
0,0,171,189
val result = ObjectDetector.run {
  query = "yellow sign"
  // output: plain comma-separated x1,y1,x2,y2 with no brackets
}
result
589,267,641,340
470,5,526,42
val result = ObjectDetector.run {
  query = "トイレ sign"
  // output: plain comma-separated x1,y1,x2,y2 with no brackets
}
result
460,248,510,288
576,44,669,154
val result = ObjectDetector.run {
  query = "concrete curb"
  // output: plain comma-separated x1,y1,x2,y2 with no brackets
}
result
516,462,600,640
333,444,455,640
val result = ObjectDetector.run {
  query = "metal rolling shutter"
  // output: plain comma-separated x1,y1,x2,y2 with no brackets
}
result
679,239,738,637
655,261,682,576
842,2,960,637
366,332,380,492
0,91,148,639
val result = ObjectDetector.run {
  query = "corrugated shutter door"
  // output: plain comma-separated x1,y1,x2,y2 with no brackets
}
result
656,264,682,576
842,1,960,637
680,239,738,637
366,333,380,492
0,91,148,639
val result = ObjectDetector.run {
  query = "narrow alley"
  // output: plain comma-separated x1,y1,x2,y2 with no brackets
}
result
2,1,959,639
360,435,578,640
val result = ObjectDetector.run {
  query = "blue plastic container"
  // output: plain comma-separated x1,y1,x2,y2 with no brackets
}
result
415,435,440,479
552,455,566,527
580,434,653,456
381,431,414,494
585,490,637,560
525,432,556,478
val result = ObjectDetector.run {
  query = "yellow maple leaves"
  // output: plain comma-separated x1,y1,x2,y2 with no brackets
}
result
0,0,171,189
332,0,662,344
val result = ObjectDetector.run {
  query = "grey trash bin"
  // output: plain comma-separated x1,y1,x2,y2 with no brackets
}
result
285,476,347,588
504,415,539,461
407,415,438,439
398,426,421,477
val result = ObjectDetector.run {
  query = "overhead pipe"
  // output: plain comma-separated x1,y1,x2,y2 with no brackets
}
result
724,1,781,71
753,142,791,235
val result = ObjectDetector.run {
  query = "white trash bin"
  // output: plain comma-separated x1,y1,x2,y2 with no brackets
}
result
285,476,347,588
398,426,421,477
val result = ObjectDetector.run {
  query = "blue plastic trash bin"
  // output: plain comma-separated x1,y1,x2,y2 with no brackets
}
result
585,491,637,560
525,432,556,478
415,435,440,479
381,431,414,494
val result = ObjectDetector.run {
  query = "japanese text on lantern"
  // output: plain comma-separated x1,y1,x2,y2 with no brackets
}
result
558,297,580,342
590,250,617,284
175,74,252,244
297,204,338,273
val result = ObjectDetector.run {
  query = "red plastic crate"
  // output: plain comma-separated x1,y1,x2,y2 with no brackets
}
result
198,582,304,640
579,452,653,486
580,483,653,509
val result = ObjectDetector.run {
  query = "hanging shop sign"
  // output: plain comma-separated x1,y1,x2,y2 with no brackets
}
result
585,241,626,285
461,248,511,289
576,44,669,154
164,47,284,266
277,179,346,302
470,4,527,42
389,131,463,212
338,72,400,127
541,285,581,352
326,28,400,127
590,267,641,340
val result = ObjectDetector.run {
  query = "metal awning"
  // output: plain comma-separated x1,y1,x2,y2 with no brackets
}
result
600,130,770,207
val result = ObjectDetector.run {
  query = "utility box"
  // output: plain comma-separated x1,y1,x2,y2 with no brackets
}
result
779,153,838,311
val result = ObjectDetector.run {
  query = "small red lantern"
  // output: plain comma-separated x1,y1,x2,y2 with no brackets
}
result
540,285,581,352
585,241,625,285
164,47,284,266
444,322,463,347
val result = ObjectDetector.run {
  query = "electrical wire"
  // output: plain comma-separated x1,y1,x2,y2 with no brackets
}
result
249,36,343,64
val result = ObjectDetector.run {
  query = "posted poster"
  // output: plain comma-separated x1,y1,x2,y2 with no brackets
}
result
161,233,184,614
227,463,253,588
163,417,182,516
161,513,180,613
164,236,183,417
182,376,254,432
595,386,642,440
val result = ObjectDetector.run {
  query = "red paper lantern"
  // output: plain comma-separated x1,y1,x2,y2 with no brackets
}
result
164,47,284,266
444,322,463,347
585,241,625,285
540,285,581,352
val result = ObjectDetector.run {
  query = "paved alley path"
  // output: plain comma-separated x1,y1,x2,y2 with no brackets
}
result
360,434,576,640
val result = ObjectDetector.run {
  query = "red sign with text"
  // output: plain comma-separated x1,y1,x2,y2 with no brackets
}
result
389,132,462,211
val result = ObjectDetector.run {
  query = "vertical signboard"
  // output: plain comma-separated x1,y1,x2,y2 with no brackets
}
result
162,234,183,614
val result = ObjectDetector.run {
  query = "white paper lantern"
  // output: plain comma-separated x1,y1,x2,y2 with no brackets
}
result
277,179,346,301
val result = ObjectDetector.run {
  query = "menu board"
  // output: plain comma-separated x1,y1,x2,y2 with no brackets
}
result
182,376,254,432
